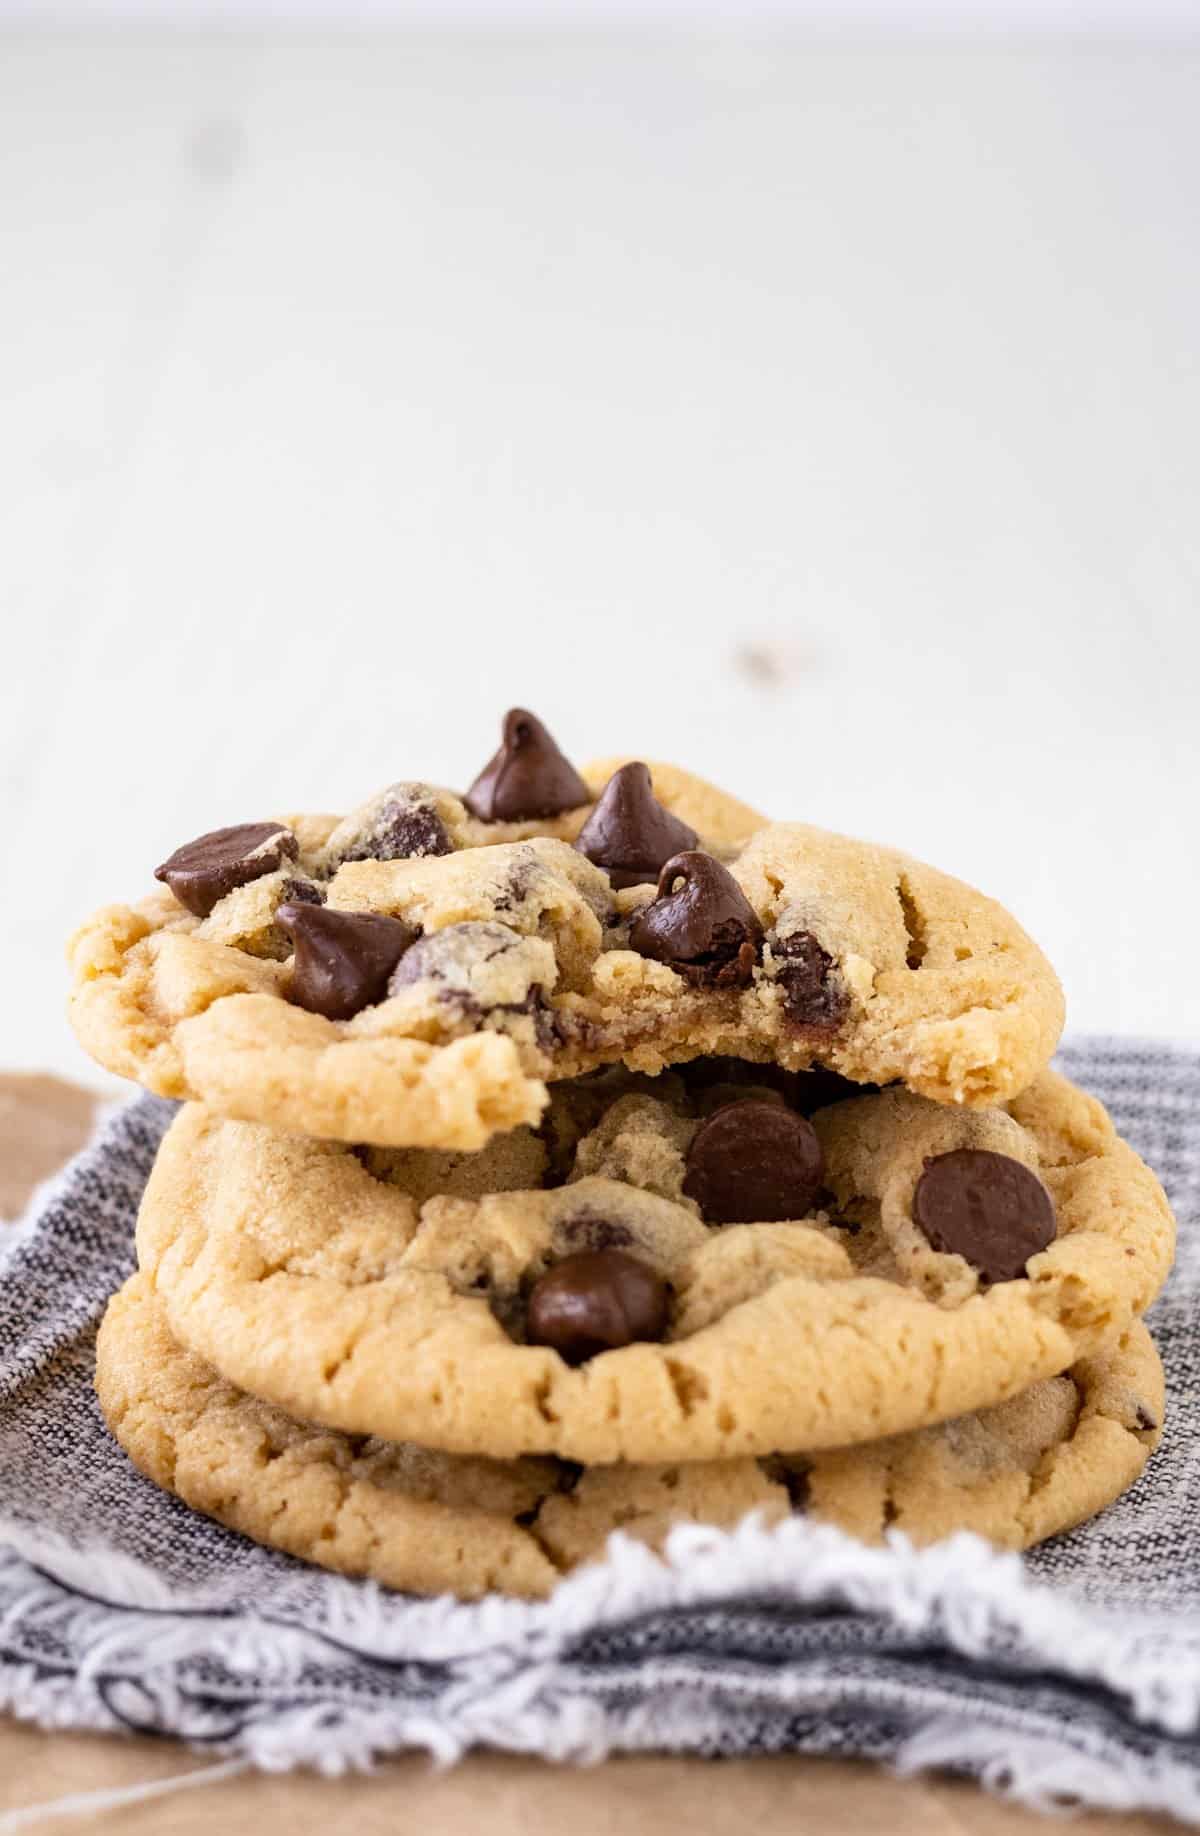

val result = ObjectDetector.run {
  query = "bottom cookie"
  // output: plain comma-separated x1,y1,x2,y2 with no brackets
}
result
97,1275,1164,1602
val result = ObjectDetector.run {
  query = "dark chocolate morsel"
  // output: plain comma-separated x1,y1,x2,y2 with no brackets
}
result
155,822,299,918
628,851,763,988
463,708,590,823
574,761,699,889
525,1249,669,1365
278,903,417,1021
771,930,848,1031
682,1099,824,1224
912,1148,1057,1283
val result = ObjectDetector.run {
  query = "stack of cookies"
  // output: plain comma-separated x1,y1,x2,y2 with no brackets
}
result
70,712,1175,1599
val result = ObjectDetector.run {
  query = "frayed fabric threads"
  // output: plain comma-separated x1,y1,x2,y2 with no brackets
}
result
1,1042,1200,1822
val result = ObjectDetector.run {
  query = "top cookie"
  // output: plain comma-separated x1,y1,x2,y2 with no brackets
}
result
68,710,1064,1148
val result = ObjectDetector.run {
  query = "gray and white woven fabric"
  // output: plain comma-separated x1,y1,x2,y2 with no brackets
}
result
2,1039,1200,1825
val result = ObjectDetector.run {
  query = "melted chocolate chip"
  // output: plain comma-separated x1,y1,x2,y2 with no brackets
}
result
574,762,699,889
628,851,763,988
155,823,299,918
526,995,567,1055
525,1250,669,1365
279,877,326,907
771,931,848,1031
480,989,562,1054
464,709,590,823
387,920,525,993
339,801,451,864
278,903,417,1021
557,1212,636,1255
386,921,562,1050
912,1149,1057,1283
491,856,542,913
682,1099,825,1224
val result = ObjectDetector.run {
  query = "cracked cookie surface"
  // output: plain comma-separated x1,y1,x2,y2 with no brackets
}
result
136,1067,1174,1463
69,730,1063,1148
97,1276,1163,1601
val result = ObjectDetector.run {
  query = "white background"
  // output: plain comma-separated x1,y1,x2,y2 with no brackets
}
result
2,22,1198,1090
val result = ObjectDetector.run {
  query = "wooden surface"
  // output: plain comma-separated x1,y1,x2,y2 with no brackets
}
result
0,1072,1176,1832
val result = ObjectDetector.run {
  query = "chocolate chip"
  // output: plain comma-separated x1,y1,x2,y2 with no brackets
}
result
683,1099,824,1224
574,762,699,889
1134,1405,1159,1433
278,903,417,1020
387,921,560,1047
155,823,299,918
387,920,525,994
525,1250,669,1365
771,931,848,1031
628,851,763,988
491,856,542,913
912,1149,1057,1283
337,800,451,865
464,709,590,823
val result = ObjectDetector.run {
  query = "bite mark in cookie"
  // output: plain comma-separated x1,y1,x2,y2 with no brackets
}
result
70,715,1068,1141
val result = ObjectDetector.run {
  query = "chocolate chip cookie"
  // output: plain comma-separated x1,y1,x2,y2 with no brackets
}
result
97,1275,1164,1601
69,713,1063,1148
135,1066,1173,1463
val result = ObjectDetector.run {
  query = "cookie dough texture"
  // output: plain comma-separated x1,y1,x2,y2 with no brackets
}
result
97,1276,1163,1602
68,761,761,1148
69,756,1064,1148
136,1070,1174,1464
